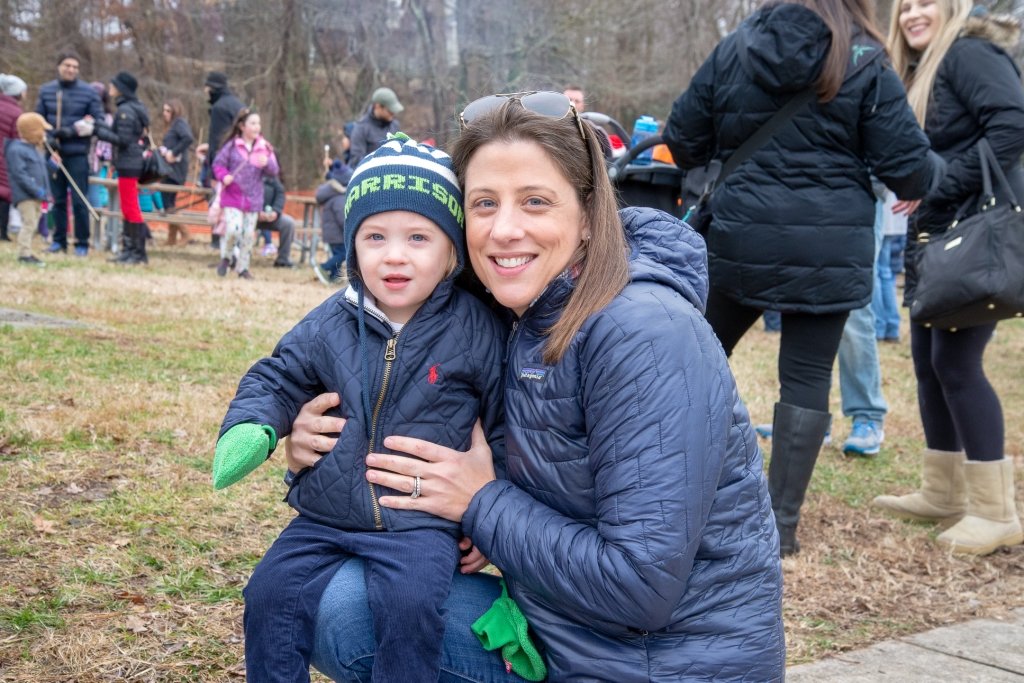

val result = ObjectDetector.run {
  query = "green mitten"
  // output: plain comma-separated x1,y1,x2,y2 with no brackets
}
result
212,423,278,490
471,579,547,681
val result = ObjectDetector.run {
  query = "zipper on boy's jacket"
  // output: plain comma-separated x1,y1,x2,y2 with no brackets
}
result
367,334,399,530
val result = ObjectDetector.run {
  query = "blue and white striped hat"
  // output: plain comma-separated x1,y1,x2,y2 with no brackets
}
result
344,133,465,281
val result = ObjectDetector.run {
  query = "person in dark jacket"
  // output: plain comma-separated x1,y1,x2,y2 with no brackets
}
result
313,173,349,282
213,137,508,682
0,73,27,242
348,87,402,167
662,0,944,556
5,113,52,265
93,71,150,265
196,71,243,249
157,98,193,244
34,49,105,255
255,173,295,267
291,96,785,682
872,1,1024,555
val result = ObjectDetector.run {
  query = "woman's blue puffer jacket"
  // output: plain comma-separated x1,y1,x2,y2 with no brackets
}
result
219,279,507,535
463,207,785,681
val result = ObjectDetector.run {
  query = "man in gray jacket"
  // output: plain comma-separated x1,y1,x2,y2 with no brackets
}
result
347,87,402,167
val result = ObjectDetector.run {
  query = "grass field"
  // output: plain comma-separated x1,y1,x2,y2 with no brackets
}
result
1,239,1022,681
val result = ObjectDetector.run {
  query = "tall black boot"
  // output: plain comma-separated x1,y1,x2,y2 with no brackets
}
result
124,222,149,264
767,402,831,557
109,222,135,263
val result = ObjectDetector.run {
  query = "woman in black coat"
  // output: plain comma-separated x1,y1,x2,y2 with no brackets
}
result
159,98,194,244
663,0,943,556
872,1,1024,555
94,71,150,265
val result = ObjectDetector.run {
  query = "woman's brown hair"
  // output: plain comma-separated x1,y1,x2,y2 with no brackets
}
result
450,102,629,364
163,98,184,121
776,0,886,102
222,107,256,150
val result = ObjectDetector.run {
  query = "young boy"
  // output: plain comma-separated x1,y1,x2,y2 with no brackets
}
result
213,135,507,682
4,113,52,265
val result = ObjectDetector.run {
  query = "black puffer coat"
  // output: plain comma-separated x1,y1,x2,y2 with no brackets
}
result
95,96,149,177
904,14,1024,303
664,3,941,314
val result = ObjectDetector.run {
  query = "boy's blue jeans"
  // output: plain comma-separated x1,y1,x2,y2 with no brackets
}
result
321,243,345,281
244,515,459,683
312,558,530,683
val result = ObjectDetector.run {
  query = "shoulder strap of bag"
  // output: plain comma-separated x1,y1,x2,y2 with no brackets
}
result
717,88,817,184
977,137,1021,209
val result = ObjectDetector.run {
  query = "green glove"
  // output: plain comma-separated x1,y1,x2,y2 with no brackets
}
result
471,580,547,682
212,423,278,490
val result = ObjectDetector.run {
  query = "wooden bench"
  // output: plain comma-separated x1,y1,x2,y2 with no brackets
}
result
88,177,325,264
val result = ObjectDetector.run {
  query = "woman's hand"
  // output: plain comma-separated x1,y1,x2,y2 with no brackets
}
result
459,536,490,574
892,198,922,215
284,392,347,473
365,420,496,523
222,174,234,187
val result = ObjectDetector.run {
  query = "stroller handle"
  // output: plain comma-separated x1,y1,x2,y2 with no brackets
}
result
608,134,666,181
580,111,631,145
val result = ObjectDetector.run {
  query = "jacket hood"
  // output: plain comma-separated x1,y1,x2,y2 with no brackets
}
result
963,12,1021,51
620,206,708,313
736,3,830,93
315,179,346,205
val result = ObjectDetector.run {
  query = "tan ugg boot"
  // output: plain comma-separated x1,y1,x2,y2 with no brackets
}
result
872,449,966,523
936,458,1023,555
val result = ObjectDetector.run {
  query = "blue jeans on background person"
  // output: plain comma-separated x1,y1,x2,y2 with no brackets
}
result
321,242,345,281
48,154,91,250
763,310,782,332
838,303,888,424
311,557,530,683
872,234,906,341
244,515,459,683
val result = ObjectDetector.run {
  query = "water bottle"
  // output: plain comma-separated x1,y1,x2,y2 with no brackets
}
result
630,115,659,166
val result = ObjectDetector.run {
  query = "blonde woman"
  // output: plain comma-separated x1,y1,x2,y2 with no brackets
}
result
873,0,1024,554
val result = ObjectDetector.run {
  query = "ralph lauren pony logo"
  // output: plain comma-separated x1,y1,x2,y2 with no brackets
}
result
428,364,440,385
519,366,548,382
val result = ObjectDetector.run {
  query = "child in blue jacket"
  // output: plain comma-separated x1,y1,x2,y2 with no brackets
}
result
5,113,52,265
213,136,507,683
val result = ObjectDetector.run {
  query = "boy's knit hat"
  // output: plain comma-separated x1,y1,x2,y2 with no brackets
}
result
16,112,52,144
343,133,465,283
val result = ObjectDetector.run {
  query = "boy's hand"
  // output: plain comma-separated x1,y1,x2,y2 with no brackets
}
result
212,423,278,489
459,536,490,574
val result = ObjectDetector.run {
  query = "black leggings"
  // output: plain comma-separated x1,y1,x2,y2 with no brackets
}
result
706,288,848,413
910,322,1003,461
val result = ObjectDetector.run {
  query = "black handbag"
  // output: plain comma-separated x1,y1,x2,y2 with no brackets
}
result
139,132,175,185
682,88,815,235
909,138,1024,330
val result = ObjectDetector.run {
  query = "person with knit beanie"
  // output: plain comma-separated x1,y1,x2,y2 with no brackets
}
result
93,70,151,264
212,134,514,681
4,113,52,265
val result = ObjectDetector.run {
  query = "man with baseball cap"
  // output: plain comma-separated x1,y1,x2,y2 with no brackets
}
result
348,86,403,167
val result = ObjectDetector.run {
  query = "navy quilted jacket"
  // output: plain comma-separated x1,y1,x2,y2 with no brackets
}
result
463,207,785,681
220,280,507,534
34,78,105,158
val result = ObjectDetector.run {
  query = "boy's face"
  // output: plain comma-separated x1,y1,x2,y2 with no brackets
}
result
354,210,454,324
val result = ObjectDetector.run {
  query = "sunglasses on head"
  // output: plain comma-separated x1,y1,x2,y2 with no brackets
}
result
460,91,588,144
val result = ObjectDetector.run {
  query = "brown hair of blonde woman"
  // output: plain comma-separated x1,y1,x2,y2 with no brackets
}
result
450,102,629,364
887,0,972,125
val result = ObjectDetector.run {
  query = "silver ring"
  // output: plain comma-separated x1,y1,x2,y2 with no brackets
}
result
410,475,421,499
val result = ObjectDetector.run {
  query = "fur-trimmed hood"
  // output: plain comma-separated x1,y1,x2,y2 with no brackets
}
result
963,11,1021,52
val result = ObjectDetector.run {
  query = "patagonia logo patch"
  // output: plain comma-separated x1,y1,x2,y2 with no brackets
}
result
519,367,548,382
